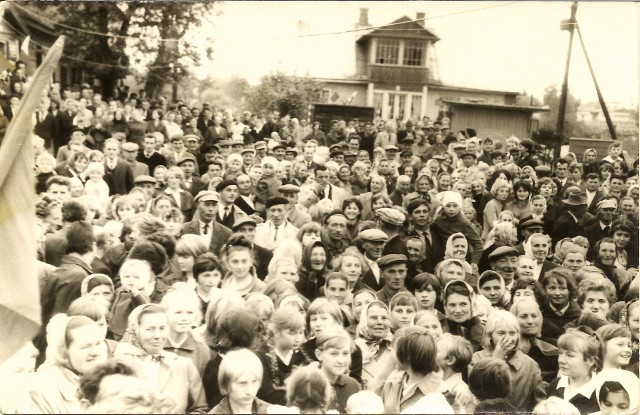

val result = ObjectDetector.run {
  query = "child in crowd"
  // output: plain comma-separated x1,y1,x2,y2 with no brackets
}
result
220,235,265,297
345,390,384,414
284,366,334,414
548,327,603,414
257,306,309,405
323,272,352,326
436,333,475,414
468,357,516,413
411,272,445,322
596,323,633,370
160,288,210,375
541,268,581,338
192,253,223,323
388,292,418,332
109,259,154,340
211,349,269,414
83,162,110,206
315,326,361,413
477,270,509,309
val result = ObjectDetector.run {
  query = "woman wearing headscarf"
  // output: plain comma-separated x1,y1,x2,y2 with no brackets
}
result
30,315,108,413
353,301,393,389
524,233,559,280
592,368,640,415
441,280,484,351
430,191,484,266
582,148,599,177
114,304,208,413
403,174,441,217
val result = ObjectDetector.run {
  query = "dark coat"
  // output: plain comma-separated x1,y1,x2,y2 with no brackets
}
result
203,126,227,145
361,268,384,292
54,110,73,153
104,159,134,196
430,212,483,264
253,243,273,280
181,219,231,256
551,211,582,245
136,150,167,176
34,111,58,150
582,221,612,260
41,255,92,326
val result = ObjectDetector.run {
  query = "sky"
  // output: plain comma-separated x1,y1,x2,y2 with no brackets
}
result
197,1,639,107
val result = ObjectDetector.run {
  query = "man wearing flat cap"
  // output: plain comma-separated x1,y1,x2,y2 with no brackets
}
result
488,246,518,291
376,208,408,257
359,228,389,291
278,184,311,228
513,218,546,256
552,186,588,245
254,197,299,251
182,190,232,256
375,254,409,306
231,217,273,280
121,142,150,179
178,152,206,197
581,197,617,260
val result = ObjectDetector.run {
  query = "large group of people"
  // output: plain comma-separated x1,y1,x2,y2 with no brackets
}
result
0,73,638,415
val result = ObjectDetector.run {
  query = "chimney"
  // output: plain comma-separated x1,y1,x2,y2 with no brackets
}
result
358,8,370,28
416,12,425,27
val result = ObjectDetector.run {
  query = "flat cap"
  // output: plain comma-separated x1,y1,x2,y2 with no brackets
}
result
272,144,286,152
231,216,257,231
518,218,544,230
376,208,405,226
254,141,267,149
400,136,415,143
460,151,477,159
488,246,519,261
218,140,232,147
279,184,301,193
266,196,289,209
359,228,388,242
240,148,256,155
133,175,157,185
177,153,198,165
377,254,408,269
400,150,413,157
121,142,139,152
596,199,618,210
284,148,298,155
384,145,399,152
183,134,200,142
194,190,219,204
343,151,357,157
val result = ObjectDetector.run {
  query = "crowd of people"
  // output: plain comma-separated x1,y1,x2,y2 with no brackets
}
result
0,73,638,415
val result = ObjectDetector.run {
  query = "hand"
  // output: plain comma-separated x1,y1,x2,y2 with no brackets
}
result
492,336,515,360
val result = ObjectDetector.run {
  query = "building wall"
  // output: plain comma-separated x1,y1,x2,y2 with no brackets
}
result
426,87,513,120
449,106,532,139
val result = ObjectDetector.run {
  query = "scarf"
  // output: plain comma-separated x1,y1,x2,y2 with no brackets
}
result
355,301,393,363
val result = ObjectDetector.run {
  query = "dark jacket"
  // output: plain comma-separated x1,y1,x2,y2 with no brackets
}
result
256,349,309,405
104,158,134,196
41,255,93,326
430,212,483,264
551,211,582,245
181,219,232,256
548,376,599,415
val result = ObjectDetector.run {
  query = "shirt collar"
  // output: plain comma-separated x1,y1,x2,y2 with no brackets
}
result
557,375,598,399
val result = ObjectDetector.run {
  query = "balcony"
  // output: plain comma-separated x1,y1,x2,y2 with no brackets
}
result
368,64,429,85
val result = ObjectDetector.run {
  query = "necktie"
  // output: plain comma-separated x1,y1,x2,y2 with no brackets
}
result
151,355,164,362
223,207,230,221
603,226,610,236
203,223,209,235
274,226,279,241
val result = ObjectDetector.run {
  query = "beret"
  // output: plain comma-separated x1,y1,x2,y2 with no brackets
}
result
266,197,289,209
376,208,405,226
488,246,519,261
518,218,544,230
215,179,237,192
377,254,408,269
359,228,388,242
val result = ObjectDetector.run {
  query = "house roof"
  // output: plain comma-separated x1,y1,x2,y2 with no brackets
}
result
3,3,57,41
429,83,520,96
441,99,549,112
357,16,440,43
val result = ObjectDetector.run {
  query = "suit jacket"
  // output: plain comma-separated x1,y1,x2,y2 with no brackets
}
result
551,211,581,245
539,261,560,280
253,243,273,280
362,268,384,291
287,206,312,228
203,125,227,145
40,255,92,327
181,219,231,256
586,190,605,215
582,221,612,260
129,160,150,178
196,118,215,135
216,203,247,229
166,190,196,222
254,221,299,251
184,175,206,198
321,183,348,210
137,150,167,176
54,111,73,149
34,111,58,149
104,158,134,196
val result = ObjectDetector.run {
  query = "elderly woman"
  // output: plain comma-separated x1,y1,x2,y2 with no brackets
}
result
482,178,511,239
523,233,560,280
115,304,207,413
30,315,108,413
510,298,559,383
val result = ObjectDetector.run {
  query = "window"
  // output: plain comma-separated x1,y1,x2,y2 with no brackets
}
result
373,92,384,117
411,95,422,120
375,39,399,65
321,89,330,103
403,41,425,66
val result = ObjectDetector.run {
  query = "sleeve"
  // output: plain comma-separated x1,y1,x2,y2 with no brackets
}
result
528,365,547,411
350,343,363,385
186,360,209,414
483,201,500,232
464,223,484,265
125,165,134,193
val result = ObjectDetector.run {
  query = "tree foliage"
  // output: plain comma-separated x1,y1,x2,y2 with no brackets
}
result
538,84,583,141
245,72,323,119
21,2,217,99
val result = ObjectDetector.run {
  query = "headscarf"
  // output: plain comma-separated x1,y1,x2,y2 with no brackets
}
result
120,304,160,353
477,270,509,309
444,232,468,261
583,148,598,164
437,257,472,276
80,273,114,296
354,301,392,363
524,233,547,263
45,314,107,371
595,369,640,415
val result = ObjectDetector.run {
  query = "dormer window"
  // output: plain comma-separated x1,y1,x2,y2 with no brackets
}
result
373,38,426,67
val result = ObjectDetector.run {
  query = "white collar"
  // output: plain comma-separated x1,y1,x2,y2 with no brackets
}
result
557,375,597,401
275,349,294,365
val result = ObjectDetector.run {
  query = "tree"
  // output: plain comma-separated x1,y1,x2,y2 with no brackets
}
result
20,2,217,100
246,72,323,119
538,84,583,142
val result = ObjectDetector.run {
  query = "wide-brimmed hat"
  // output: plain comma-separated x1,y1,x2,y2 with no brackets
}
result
562,186,587,206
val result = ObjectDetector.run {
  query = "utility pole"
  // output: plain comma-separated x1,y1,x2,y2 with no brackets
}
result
557,2,578,141
576,26,618,140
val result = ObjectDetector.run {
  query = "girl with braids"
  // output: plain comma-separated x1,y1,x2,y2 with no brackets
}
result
256,306,310,405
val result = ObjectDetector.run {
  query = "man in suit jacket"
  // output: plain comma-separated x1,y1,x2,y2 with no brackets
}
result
121,142,150,178
215,180,247,229
137,134,168,176
584,173,605,215
581,198,617,260
552,186,588,245
231,217,273,280
177,153,206,197
103,138,134,196
181,191,231,256
359,229,389,291
315,166,347,210
203,114,227,146
254,197,299,251
34,103,58,153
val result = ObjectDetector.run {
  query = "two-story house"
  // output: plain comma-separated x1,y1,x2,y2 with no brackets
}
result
314,9,547,139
